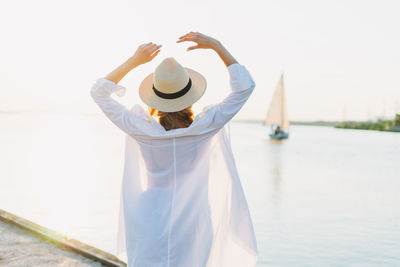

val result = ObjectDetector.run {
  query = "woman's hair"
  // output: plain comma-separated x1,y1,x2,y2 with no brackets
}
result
148,106,194,131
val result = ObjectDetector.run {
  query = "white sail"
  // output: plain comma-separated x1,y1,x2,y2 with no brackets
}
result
264,73,289,130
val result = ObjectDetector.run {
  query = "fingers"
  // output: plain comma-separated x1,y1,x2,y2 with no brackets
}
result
187,45,199,51
177,32,199,41
149,44,162,58
141,42,159,49
150,49,160,58
178,34,194,40
138,42,162,60
144,42,157,48
150,44,162,52
142,43,162,53
140,42,153,48
180,31,199,38
176,37,196,43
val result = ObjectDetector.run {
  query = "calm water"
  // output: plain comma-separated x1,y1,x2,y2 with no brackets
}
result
1,113,399,266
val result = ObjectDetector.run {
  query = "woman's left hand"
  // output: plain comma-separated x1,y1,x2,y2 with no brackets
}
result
127,42,162,67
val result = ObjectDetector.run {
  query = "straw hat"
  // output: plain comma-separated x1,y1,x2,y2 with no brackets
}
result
139,57,207,112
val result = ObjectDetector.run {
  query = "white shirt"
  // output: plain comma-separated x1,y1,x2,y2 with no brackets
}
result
90,63,258,267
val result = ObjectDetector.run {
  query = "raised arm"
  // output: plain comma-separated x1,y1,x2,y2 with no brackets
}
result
177,32,255,130
105,43,162,84
177,31,238,67
90,43,162,135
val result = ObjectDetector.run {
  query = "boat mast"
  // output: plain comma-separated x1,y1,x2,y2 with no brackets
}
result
281,73,284,128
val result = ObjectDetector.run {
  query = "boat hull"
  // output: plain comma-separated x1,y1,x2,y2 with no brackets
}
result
269,131,289,139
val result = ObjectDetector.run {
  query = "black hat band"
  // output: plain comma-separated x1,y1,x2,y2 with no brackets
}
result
153,78,192,99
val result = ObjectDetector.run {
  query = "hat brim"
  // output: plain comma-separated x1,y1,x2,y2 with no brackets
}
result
139,68,207,112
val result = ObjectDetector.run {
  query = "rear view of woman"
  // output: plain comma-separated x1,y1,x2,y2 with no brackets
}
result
90,32,258,267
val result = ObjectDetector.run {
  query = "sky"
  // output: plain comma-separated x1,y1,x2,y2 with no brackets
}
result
1,0,399,121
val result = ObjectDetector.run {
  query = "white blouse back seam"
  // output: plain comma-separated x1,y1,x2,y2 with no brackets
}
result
167,137,177,267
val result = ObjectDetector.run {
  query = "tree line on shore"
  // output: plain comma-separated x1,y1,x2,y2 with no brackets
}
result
334,114,400,132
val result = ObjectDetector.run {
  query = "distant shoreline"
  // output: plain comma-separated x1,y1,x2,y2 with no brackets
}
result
234,119,400,133
334,119,400,132
234,120,339,127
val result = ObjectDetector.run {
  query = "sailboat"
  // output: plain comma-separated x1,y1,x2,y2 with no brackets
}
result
264,73,289,139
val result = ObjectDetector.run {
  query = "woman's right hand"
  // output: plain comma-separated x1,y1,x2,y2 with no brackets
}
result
176,32,221,51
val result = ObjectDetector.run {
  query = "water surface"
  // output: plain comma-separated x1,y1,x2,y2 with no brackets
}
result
1,114,399,266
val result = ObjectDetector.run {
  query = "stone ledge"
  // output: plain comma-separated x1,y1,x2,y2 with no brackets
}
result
0,208,126,267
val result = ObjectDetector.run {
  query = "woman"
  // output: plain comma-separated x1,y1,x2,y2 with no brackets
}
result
90,32,257,267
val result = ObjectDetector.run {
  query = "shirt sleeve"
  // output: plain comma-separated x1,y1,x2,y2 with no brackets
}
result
201,63,256,130
90,78,140,136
